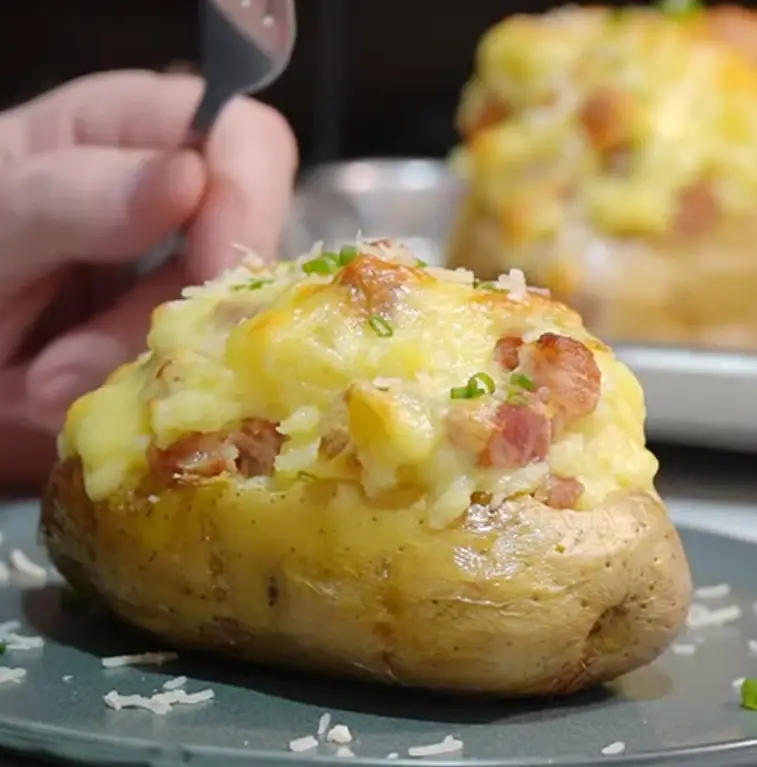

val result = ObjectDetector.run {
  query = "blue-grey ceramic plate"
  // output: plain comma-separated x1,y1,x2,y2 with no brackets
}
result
0,499,756,767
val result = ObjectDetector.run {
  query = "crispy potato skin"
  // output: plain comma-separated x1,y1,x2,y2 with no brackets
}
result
42,458,691,696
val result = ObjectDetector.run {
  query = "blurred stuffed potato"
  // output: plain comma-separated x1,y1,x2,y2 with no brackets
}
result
450,3,757,349
41,240,691,695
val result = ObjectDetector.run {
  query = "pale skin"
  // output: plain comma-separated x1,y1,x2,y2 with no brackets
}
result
0,70,298,488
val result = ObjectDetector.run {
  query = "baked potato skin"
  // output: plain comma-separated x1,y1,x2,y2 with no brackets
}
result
449,5,757,349
41,240,692,695
43,459,690,695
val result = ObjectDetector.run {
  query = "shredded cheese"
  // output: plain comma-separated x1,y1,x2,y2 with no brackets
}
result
601,741,626,756
327,725,353,745
162,675,188,690
9,549,47,584
317,712,332,738
0,667,26,685
687,603,742,629
289,735,319,753
693,583,732,599
408,735,464,758
101,651,179,669
671,643,697,656
103,687,214,715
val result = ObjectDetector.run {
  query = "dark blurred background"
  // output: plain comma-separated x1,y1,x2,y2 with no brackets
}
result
0,0,549,168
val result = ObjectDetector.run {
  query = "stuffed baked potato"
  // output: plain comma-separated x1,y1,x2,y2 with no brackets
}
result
41,240,691,695
449,4,757,349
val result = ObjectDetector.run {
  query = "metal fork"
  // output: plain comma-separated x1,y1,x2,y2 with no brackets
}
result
136,0,297,275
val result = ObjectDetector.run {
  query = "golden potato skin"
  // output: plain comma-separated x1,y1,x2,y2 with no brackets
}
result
42,458,690,696
450,5,757,349
43,241,692,695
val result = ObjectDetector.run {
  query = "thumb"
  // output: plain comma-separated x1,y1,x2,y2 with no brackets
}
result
0,145,206,286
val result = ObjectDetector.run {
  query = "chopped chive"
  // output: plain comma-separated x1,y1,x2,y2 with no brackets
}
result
0,641,5,655
338,245,358,265
231,278,272,292
658,0,701,15
555,544,566,554
510,372,536,391
450,372,496,400
415,258,428,267
450,385,473,400
741,678,757,710
474,279,496,290
302,252,340,275
369,315,394,338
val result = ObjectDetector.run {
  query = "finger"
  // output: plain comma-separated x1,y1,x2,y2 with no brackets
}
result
16,70,298,273
25,261,186,432
0,146,206,283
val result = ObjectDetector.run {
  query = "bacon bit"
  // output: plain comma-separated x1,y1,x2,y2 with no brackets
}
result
149,418,284,483
232,419,286,477
529,334,601,419
479,403,551,469
462,99,511,138
674,181,721,238
579,88,633,154
536,474,584,509
149,433,237,479
336,254,423,316
494,336,523,371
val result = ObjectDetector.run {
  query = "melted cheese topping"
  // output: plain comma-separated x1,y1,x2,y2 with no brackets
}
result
455,5,757,242
60,240,657,528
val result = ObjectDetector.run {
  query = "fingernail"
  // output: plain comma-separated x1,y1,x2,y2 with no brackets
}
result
28,335,127,429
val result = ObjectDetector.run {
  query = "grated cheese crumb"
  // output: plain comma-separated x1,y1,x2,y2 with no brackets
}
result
9,549,47,584
317,712,332,738
408,735,464,758
693,583,732,599
103,687,214,715
0,667,26,685
326,725,353,745
336,745,355,758
601,741,626,756
671,643,697,656
162,675,188,690
289,735,319,753
686,603,742,629
0,621,44,651
101,651,178,669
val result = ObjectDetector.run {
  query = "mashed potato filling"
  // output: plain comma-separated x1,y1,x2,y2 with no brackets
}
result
60,240,657,528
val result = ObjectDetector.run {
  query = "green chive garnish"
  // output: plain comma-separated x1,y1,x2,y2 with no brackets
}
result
338,245,358,266
741,678,757,710
0,641,6,655
416,258,428,268
510,372,536,391
474,279,496,290
450,372,496,400
369,315,394,338
231,278,272,292
658,0,701,16
303,252,340,275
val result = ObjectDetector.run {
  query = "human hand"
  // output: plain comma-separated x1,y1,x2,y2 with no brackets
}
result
0,69,298,487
